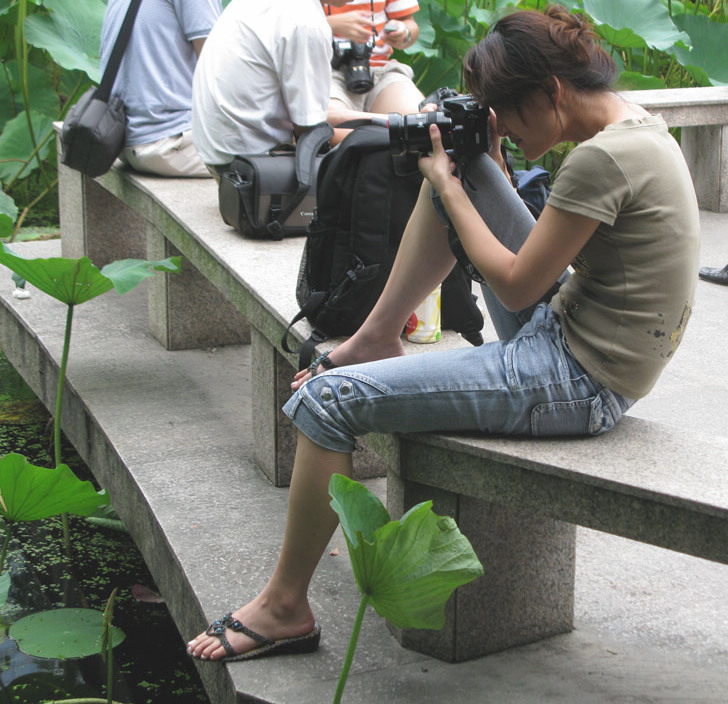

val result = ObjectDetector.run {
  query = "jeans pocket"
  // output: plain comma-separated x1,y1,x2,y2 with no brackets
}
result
530,389,620,437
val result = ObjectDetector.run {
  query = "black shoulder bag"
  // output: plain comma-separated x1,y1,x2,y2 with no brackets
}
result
60,0,143,178
218,122,334,240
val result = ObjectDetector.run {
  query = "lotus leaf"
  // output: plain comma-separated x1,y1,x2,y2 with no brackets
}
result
671,13,728,86
0,110,54,182
0,190,18,239
584,0,690,51
9,608,125,659
0,243,181,304
23,0,106,84
0,453,109,522
329,474,483,630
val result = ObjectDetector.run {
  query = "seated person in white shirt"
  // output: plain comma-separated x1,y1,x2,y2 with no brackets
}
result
192,0,355,174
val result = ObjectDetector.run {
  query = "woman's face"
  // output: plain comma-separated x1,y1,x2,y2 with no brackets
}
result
493,90,561,161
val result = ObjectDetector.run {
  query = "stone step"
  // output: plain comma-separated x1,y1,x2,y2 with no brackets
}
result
2,238,728,703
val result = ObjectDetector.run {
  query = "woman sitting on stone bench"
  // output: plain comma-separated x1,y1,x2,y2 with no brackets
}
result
187,4,699,662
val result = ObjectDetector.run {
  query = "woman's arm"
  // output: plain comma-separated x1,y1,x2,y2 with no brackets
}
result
420,124,599,312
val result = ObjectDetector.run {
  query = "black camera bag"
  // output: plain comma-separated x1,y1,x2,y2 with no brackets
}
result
218,123,332,240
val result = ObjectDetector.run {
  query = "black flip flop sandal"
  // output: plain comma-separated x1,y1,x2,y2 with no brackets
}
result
195,612,321,662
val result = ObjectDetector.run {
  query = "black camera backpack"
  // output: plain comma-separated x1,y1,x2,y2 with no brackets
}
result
281,125,484,370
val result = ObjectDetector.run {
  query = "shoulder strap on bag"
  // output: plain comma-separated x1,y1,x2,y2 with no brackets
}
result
281,292,329,370
96,0,143,103
264,122,333,238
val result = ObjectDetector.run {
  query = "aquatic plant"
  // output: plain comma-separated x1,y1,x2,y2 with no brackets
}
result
328,474,484,703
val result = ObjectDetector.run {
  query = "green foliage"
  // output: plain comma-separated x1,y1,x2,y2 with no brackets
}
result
24,0,106,84
399,0,728,171
584,0,690,52
671,11,728,84
328,474,483,703
1,0,103,239
0,243,182,304
330,474,484,629
0,453,109,523
9,607,125,659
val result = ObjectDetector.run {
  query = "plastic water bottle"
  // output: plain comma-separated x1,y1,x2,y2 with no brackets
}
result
405,285,441,343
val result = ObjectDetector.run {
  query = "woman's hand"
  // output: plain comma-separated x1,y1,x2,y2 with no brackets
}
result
418,124,462,195
328,12,374,43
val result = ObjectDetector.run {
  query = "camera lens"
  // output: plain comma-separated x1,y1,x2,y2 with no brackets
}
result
346,63,374,94
388,111,453,156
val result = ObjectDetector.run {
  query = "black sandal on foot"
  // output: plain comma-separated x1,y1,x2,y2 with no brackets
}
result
307,351,337,377
195,612,321,663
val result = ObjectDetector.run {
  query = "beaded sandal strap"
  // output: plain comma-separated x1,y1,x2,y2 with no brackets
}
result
307,351,336,377
205,612,274,657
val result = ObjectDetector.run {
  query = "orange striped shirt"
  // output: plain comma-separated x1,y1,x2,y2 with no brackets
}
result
325,0,420,66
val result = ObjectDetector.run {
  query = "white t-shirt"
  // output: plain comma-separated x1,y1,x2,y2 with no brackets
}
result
191,0,333,165
101,0,221,147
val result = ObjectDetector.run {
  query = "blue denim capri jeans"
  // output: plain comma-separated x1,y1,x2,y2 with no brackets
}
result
283,304,633,453
283,154,634,453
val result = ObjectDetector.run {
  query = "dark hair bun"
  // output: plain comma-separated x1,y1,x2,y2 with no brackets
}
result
464,4,617,112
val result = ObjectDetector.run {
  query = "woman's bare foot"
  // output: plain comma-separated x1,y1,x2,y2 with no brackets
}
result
187,594,315,661
291,331,406,391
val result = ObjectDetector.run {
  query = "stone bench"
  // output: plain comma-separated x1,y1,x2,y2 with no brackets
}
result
373,419,728,661
50,117,728,670
620,86,728,212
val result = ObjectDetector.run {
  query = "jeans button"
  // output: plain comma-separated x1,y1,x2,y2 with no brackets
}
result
321,386,333,402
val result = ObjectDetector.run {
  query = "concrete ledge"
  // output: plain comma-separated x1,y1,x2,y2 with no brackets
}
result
623,86,728,127
621,87,728,211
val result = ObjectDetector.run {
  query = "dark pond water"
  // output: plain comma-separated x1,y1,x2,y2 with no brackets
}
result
0,351,210,703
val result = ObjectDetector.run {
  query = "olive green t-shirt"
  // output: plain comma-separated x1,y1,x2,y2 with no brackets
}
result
549,114,699,399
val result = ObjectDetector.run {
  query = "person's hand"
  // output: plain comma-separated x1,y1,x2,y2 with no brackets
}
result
328,12,373,43
418,124,461,194
382,19,409,49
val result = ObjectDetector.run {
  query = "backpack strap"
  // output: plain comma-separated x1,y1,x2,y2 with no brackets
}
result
281,292,330,370
264,123,333,238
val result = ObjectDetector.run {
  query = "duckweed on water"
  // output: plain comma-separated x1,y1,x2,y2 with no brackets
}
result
0,351,209,703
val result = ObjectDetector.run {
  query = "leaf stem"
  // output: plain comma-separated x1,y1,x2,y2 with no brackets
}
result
55,303,74,468
0,521,14,574
56,303,74,559
11,176,59,242
333,594,369,704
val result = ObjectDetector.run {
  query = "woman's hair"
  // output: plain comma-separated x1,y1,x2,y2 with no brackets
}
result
464,4,616,113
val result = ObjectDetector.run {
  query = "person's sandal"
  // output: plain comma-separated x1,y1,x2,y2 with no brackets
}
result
307,351,337,377
192,612,321,662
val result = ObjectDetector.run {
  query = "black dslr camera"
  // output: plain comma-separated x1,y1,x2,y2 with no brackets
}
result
331,38,375,95
387,90,490,162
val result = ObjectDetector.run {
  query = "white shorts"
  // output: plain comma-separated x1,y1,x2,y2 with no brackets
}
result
330,60,416,112
120,131,211,178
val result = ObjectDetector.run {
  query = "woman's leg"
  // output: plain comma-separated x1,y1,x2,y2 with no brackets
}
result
460,154,568,340
186,434,352,660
